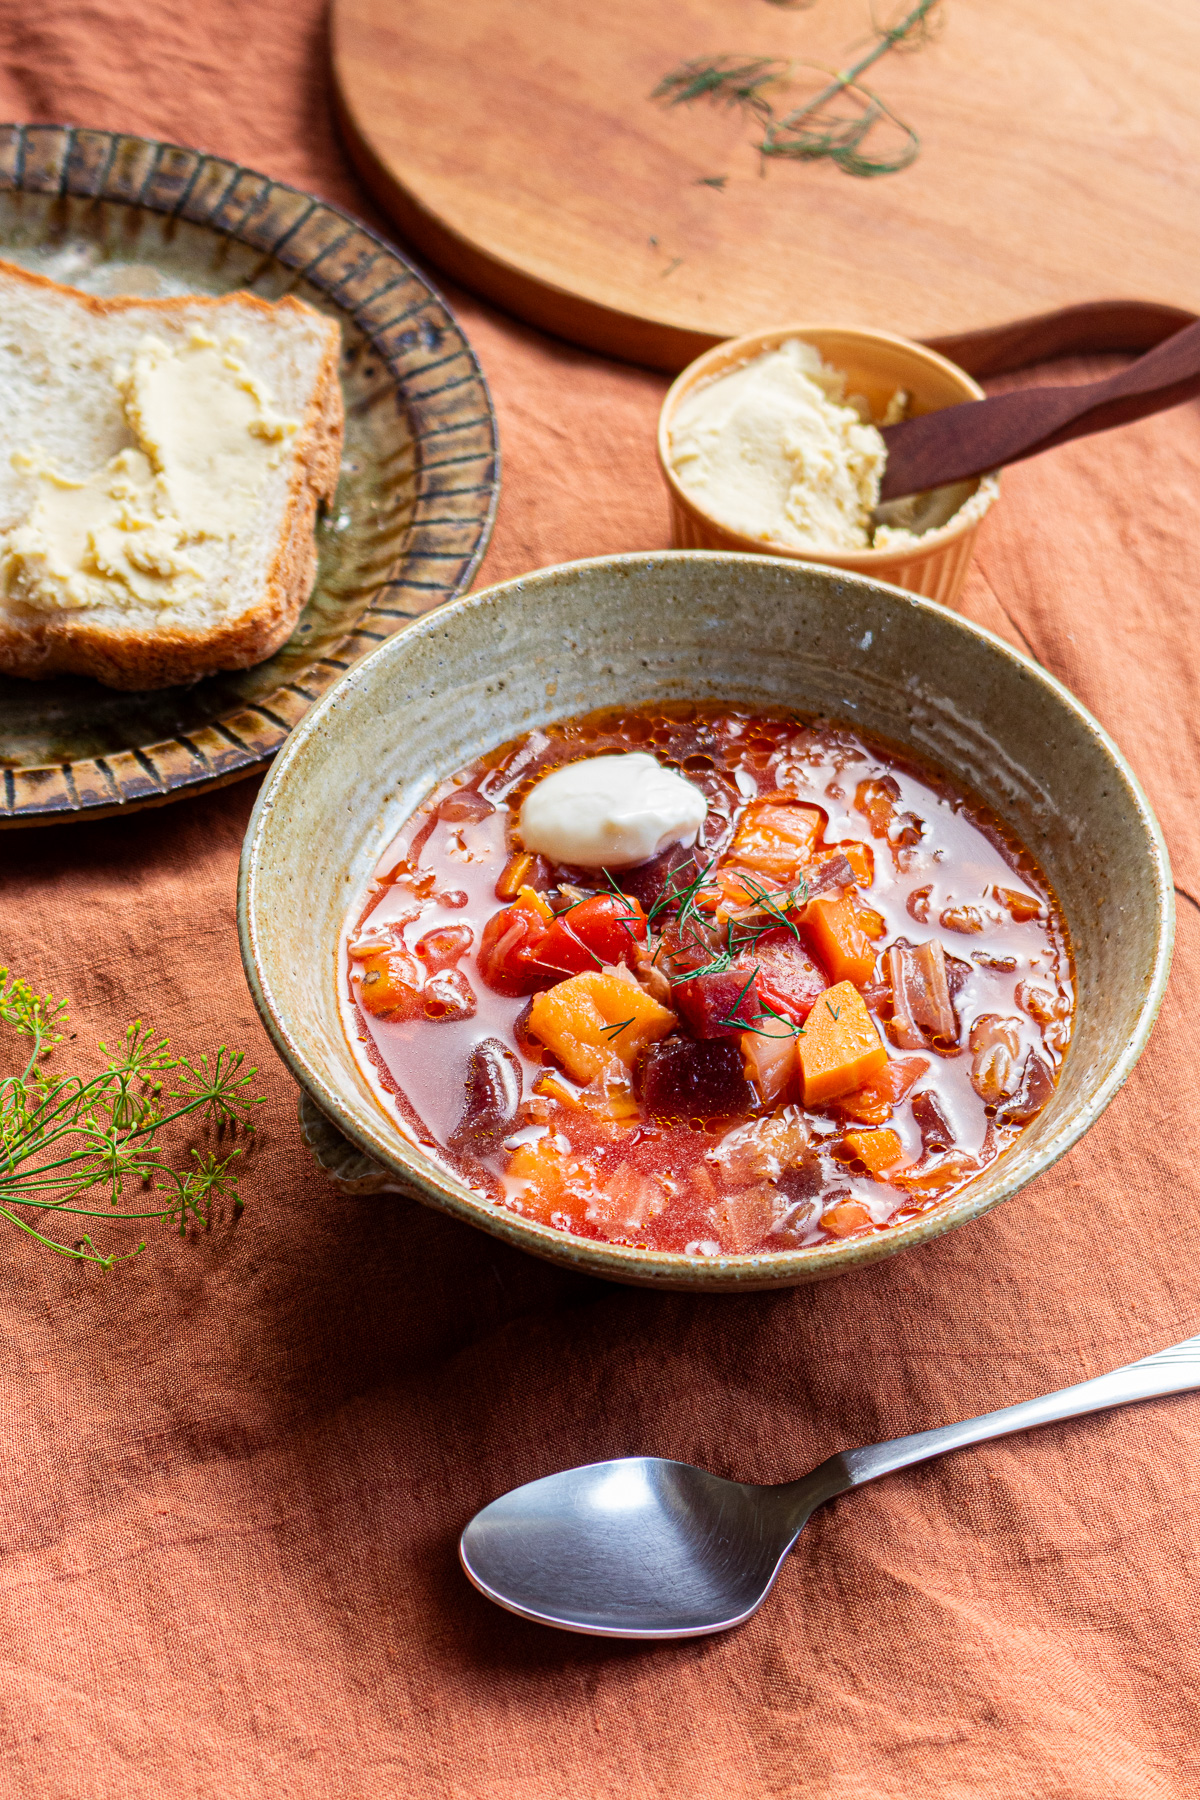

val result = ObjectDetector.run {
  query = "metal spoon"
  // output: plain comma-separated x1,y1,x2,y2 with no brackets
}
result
460,1331,1200,1639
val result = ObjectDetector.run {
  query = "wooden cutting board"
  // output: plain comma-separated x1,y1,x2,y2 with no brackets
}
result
332,0,1200,371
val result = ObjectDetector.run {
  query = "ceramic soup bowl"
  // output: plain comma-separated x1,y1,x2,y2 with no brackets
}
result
238,552,1173,1291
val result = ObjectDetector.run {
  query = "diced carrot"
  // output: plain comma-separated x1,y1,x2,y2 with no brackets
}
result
495,852,534,900
505,1138,598,1226
516,884,554,923
352,949,424,1021
527,971,676,1084
844,1127,905,1177
798,982,888,1105
821,1198,874,1238
739,1017,798,1106
835,1054,930,1124
727,800,825,884
694,866,787,916
832,840,875,887
804,895,876,988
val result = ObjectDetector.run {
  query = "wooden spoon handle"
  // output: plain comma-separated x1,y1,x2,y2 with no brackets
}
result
878,318,1200,501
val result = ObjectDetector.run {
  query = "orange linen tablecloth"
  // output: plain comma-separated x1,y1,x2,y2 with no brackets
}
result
2,4,1200,1796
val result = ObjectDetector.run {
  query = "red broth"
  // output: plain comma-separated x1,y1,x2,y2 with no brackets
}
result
341,705,1074,1257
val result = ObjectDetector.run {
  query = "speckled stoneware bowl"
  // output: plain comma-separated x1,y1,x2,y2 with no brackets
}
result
238,552,1173,1292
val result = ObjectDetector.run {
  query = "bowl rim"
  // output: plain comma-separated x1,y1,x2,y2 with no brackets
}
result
238,550,1175,1291
656,323,997,568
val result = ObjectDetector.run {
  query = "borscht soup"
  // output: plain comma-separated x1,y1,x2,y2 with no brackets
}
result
340,704,1073,1257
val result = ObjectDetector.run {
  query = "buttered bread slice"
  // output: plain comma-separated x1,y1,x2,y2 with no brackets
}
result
0,258,344,689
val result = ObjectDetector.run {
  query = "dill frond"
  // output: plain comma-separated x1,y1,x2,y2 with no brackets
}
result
655,1,941,180
0,967,264,1269
653,56,790,122
760,0,941,175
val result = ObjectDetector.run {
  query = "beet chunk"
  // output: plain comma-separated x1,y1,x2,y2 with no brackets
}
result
749,929,828,1023
672,967,761,1039
911,1090,955,1152
448,1038,522,1157
615,842,697,913
640,1037,752,1121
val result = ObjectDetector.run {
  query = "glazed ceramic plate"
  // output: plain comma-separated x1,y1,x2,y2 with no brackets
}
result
0,124,498,828
239,552,1173,1292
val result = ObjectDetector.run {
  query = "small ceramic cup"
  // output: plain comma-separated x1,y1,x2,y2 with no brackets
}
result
657,325,998,607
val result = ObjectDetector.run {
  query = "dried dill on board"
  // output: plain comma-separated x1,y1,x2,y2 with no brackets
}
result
653,0,944,179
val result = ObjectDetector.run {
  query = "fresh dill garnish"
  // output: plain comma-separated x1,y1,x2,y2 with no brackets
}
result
646,855,717,928
725,871,807,940
696,175,728,189
825,999,842,1020
602,1018,635,1041
678,946,735,982
737,1000,807,1040
759,999,806,1038
713,967,760,1034
0,968,263,1269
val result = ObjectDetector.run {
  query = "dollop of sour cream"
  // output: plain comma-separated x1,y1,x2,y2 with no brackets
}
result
518,753,708,869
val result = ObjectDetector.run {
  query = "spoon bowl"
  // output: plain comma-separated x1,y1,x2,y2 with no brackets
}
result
459,1456,839,1638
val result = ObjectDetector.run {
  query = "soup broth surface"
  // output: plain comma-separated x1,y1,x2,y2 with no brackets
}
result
342,704,1074,1256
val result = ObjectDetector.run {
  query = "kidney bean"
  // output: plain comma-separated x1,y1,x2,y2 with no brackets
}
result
448,1039,523,1157
912,1090,956,1151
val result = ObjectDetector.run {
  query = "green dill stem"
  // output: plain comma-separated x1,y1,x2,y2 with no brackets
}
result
0,1200,128,1264
713,966,760,1034
761,0,938,156
1,970,260,1266
653,56,789,119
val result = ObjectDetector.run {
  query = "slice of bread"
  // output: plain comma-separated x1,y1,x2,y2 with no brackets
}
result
0,258,344,689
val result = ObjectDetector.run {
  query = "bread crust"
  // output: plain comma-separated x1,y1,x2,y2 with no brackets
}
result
0,261,345,690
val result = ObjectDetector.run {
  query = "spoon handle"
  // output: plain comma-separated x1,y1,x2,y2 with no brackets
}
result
837,1332,1200,1490
877,318,1200,500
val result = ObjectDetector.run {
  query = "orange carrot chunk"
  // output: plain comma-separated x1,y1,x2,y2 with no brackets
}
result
832,840,875,887
798,981,888,1105
727,799,825,884
844,1127,905,1177
821,1198,874,1238
804,894,876,988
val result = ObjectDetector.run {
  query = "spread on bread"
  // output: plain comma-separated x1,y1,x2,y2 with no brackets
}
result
0,327,299,615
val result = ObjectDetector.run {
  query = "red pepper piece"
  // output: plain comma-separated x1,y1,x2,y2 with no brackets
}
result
533,893,648,979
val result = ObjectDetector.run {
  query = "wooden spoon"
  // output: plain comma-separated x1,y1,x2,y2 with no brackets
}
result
877,319,1200,502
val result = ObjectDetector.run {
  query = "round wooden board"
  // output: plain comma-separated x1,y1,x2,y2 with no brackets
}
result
333,0,1200,372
